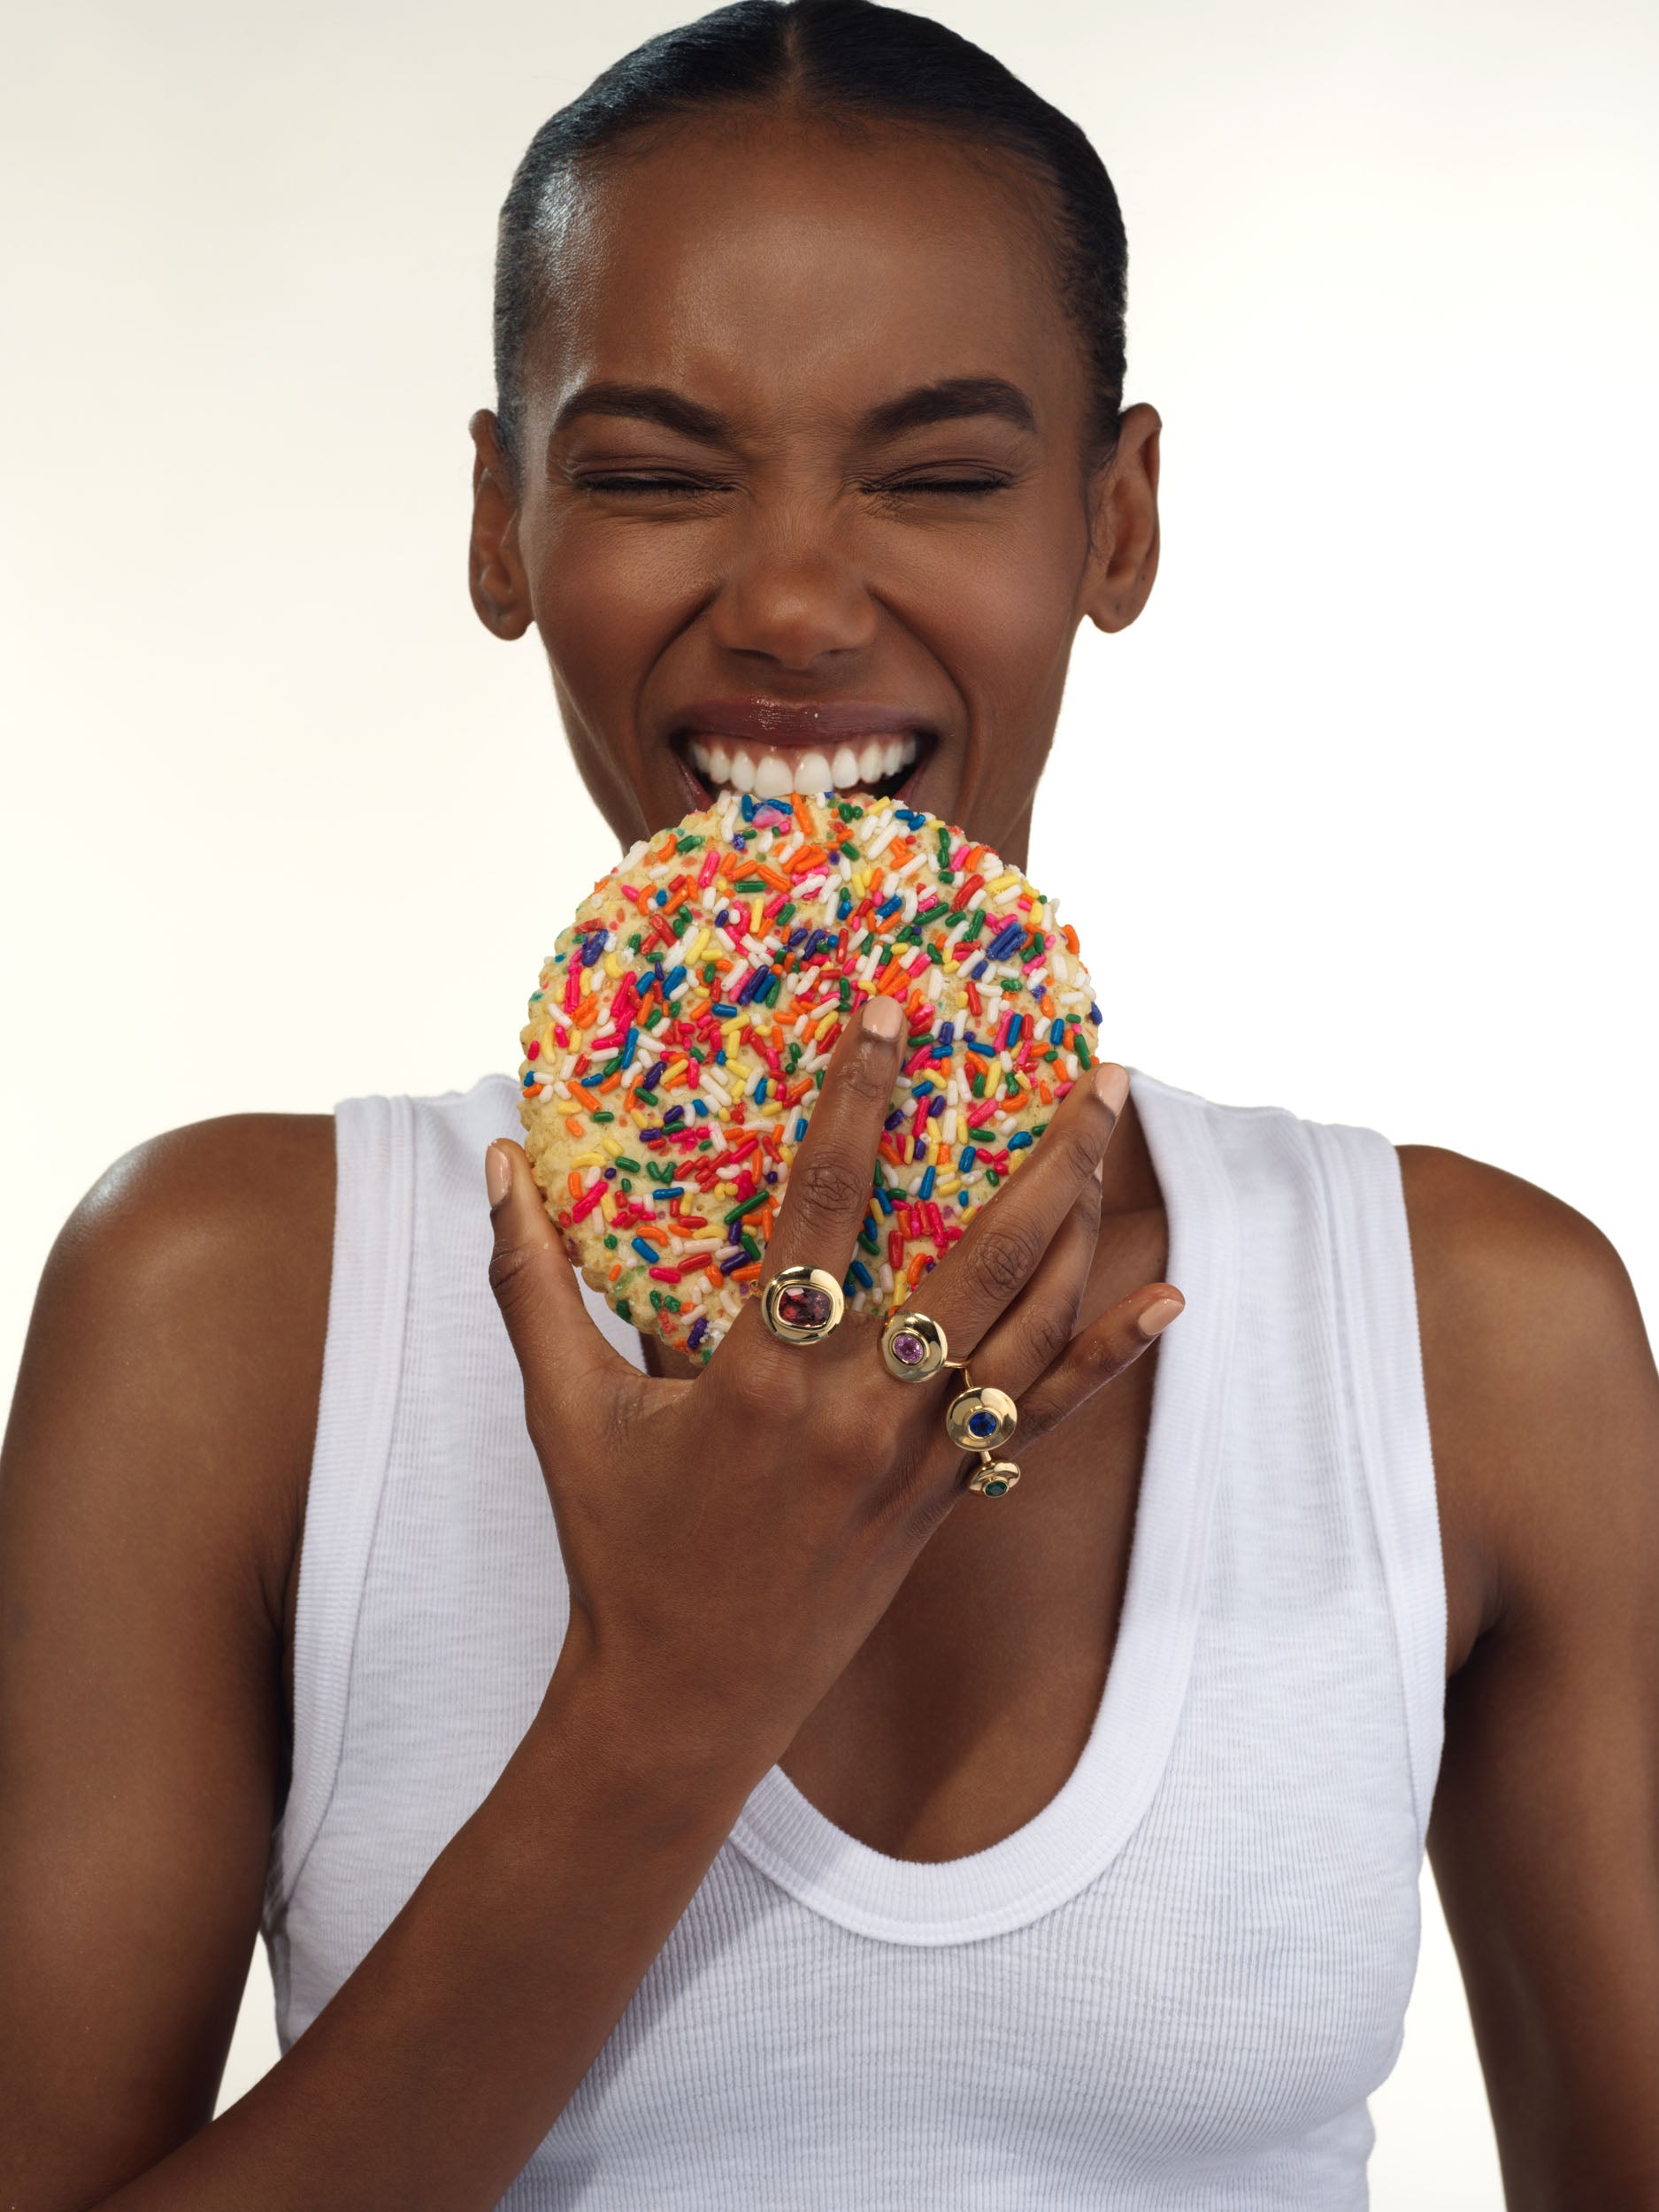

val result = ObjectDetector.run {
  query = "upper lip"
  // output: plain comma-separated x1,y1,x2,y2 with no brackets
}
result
669,699,935,747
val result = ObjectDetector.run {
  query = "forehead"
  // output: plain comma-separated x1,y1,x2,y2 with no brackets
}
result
524,111,1084,436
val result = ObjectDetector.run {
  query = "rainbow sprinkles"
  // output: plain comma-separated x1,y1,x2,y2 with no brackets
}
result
517,790,1102,1363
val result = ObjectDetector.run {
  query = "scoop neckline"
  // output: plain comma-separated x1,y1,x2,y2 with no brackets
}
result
595,1067,1239,1946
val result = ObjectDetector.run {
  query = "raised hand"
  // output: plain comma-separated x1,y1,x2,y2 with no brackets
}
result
485,995,1180,1771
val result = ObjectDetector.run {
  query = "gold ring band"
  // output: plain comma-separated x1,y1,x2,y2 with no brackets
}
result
760,1266,845,1346
879,1309,953,1380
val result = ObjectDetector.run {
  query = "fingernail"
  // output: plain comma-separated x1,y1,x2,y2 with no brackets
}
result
485,1142,511,1206
1138,1293,1185,1340
862,994,902,1041
1093,1062,1130,1116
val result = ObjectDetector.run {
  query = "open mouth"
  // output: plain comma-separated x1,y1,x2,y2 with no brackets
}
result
675,730,930,807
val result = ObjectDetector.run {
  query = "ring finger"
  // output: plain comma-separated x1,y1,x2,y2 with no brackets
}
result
893,1059,1129,1375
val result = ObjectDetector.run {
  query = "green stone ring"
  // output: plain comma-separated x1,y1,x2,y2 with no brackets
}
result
968,1455,1022,1499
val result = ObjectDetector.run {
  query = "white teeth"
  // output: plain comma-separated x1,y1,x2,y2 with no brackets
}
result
686,729,923,795
753,751,793,801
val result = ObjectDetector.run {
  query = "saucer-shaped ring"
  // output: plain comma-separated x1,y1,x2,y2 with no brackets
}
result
945,1382,1018,1454
879,1309,950,1381
968,1456,1022,1499
761,1265,846,1346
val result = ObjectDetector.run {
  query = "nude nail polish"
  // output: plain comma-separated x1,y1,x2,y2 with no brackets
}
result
1094,1062,1130,1116
1138,1294,1185,1340
485,1143,511,1206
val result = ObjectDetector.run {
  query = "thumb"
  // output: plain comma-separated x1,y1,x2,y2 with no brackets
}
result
485,1139,637,1430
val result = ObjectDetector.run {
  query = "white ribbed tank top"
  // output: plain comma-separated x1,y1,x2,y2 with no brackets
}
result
261,1067,1445,2210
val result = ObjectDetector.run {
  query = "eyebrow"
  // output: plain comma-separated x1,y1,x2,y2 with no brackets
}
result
549,373,1038,445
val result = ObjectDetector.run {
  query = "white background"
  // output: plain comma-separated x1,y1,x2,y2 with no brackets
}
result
4,0,1657,2200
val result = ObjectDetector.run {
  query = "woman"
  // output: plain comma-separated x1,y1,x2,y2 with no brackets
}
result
4,2,1657,2205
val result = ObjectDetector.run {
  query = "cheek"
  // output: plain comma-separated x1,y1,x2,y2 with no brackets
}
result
526,513,703,725
895,512,1083,723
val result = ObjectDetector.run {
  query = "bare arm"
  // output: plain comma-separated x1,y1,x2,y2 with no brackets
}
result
1403,1145,1659,2212
4,1024,1176,2212
0,1114,329,2202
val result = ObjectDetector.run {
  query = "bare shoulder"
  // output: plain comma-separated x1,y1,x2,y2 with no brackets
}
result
1396,1150,1659,2184
1396,1142,1659,1670
7,1111,335,1695
0,1115,334,2177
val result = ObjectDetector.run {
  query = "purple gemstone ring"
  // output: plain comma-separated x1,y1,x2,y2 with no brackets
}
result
879,1308,952,1382
760,1265,846,1347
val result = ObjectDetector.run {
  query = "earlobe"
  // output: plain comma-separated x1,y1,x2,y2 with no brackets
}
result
468,406,533,641
1080,402,1162,636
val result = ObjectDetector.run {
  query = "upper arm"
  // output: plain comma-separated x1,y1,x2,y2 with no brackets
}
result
1402,1144,1659,2210
0,1114,332,2209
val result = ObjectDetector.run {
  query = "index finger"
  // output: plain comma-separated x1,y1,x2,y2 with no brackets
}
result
760,995,905,1290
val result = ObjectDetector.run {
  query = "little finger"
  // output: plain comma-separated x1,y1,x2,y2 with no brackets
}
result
1012,1284,1187,1452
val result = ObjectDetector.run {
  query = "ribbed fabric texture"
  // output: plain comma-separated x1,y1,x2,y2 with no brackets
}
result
261,1068,1445,2209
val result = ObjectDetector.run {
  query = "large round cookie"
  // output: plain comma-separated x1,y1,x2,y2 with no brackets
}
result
517,790,1101,1363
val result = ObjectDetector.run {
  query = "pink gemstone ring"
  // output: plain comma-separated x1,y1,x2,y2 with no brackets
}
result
760,1265,846,1347
879,1308,952,1382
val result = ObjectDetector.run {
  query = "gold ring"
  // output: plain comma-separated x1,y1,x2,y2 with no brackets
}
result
944,1380,1018,1455
760,1265,845,1346
879,1309,952,1380
968,1455,1021,1499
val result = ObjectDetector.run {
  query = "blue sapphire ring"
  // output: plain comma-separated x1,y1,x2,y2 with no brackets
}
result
944,1376,1018,1456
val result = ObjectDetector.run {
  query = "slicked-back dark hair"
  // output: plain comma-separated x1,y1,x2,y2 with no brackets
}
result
493,0,1128,473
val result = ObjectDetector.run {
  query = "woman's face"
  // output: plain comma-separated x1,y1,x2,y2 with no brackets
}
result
469,109,1161,867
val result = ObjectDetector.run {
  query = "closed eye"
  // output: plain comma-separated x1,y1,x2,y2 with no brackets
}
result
577,474,729,495
573,471,1013,497
872,475,1011,496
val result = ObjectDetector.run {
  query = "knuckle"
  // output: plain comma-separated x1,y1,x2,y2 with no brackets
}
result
836,1048,889,1108
795,1150,867,1221
1056,1126,1104,1184
1019,1300,1074,1375
968,1219,1043,1302
487,1237,539,1310
1012,1385,1064,1449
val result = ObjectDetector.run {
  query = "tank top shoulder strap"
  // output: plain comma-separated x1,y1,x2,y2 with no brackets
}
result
265,1072,622,1927
1131,1072,1445,1848
1299,1112,1446,1844
266,1090,419,1916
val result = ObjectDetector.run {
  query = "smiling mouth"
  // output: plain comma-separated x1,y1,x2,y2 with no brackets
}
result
677,730,927,804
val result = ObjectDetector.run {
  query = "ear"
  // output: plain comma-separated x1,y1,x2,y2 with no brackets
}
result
468,408,533,641
1079,402,1162,635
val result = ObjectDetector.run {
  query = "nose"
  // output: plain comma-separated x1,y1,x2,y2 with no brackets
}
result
705,521,879,672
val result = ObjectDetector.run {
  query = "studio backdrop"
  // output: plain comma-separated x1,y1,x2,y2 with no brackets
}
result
4,4,1655,2206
